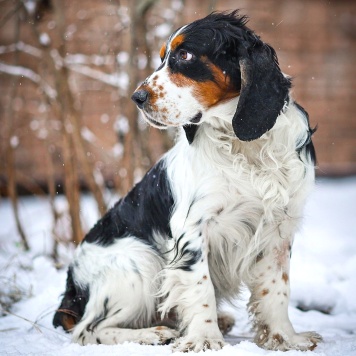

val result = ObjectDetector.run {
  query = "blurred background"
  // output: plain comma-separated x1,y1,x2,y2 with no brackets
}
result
0,0,355,249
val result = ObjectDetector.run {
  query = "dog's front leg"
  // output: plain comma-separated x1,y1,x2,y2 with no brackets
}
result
159,228,225,352
247,236,322,351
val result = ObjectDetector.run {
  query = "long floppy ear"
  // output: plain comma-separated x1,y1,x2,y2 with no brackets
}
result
232,43,291,141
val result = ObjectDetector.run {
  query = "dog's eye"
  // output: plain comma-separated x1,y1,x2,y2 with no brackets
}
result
179,50,193,61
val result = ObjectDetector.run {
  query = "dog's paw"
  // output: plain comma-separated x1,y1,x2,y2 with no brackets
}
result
173,336,226,352
258,330,322,351
217,312,235,335
288,331,323,351
138,326,179,345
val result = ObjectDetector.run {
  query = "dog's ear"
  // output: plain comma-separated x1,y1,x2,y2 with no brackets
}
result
232,42,291,141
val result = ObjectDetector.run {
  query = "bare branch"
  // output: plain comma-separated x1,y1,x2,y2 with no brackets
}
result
0,41,42,57
67,64,128,90
0,62,57,99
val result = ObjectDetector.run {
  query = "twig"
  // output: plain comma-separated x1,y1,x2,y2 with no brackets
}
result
1,309,42,333
0,327,18,332
0,308,71,339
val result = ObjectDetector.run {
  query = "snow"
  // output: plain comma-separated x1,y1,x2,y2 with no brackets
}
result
23,0,36,16
1,177,356,355
10,136,20,148
117,52,129,65
154,23,173,38
81,127,97,143
39,33,51,46
112,143,124,158
114,115,130,135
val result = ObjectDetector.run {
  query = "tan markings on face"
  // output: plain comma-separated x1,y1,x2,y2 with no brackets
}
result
168,72,195,89
137,83,159,112
194,59,239,107
170,34,185,51
135,80,172,125
159,42,166,60
168,56,239,108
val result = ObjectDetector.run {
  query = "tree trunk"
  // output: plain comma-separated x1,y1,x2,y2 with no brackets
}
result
4,8,29,251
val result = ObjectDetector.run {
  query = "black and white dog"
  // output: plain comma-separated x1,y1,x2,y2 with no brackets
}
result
53,11,322,352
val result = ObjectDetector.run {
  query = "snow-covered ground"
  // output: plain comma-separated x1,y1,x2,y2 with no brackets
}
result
1,177,356,355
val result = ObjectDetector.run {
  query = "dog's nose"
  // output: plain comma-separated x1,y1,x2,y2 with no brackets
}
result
131,90,149,109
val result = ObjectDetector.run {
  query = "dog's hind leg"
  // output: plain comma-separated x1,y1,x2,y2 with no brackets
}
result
70,237,178,345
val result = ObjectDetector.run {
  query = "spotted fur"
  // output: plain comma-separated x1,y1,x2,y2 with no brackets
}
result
54,11,322,352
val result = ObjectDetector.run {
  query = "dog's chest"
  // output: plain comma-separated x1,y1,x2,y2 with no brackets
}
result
166,136,306,298
168,135,298,237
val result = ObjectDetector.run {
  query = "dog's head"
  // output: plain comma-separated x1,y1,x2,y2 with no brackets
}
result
132,11,291,142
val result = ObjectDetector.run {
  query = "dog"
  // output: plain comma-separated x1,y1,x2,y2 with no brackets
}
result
53,11,322,352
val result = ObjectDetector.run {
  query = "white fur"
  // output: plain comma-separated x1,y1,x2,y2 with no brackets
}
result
70,96,319,351
71,237,167,344
69,96,321,351
142,66,205,127
64,17,323,350
71,17,320,343
157,98,318,351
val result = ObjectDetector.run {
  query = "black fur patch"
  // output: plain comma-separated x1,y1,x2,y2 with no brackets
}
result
183,124,199,144
170,233,203,271
179,249,203,271
52,267,89,331
88,297,110,332
168,50,214,82
84,159,174,246
174,11,291,141
53,160,174,330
